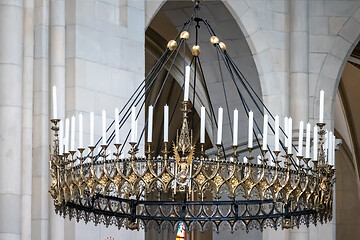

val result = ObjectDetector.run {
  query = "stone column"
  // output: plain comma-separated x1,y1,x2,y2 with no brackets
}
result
49,0,65,239
289,0,309,124
21,0,34,240
32,0,50,239
0,1,23,240
289,1,309,240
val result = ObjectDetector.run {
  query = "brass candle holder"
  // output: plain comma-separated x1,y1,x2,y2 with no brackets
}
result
216,144,222,159
128,142,138,160
316,122,326,166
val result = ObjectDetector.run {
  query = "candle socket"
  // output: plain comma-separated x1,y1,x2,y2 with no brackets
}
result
216,144,222,159
51,119,60,131
296,155,303,171
78,148,85,165
162,142,169,159
89,146,96,165
114,143,122,161
261,149,268,165
69,150,76,158
247,147,254,165
63,152,69,159
101,145,108,165
129,142,138,160
200,144,205,158
101,144,108,159
303,158,311,172
232,145,238,158
145,143,153,160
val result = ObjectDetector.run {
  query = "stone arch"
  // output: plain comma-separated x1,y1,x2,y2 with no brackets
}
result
145,0,283,114
314,7,360,125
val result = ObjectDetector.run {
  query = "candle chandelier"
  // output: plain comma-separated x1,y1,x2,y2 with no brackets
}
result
49,0,335,234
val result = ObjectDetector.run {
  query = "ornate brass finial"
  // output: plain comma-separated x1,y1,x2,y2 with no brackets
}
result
167,40,178,51
192,45,201,56
173,101,196,167
180,31,190,40
210,36,219,45
219,42,227,51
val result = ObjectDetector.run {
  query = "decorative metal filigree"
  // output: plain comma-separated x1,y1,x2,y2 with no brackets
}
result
49,101,335,232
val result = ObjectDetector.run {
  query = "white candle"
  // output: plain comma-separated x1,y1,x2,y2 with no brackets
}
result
233,109,238,146
275,115,280,151
288,118,292,154
59,120,64,155
248,111,253,148
79,113,83,149
298,121,304,156
70,115,75,151
217,107,223,145
319,90,324,123
131,107,136,143
65,118,70,153
147,106,153,143
313,126,318,160
284,117,288,147
243,156,247,164
262,114,268,150
184,65,190,101
200,106,205,144
164,105,169,142
52,85,58,119
115,108,120,144
135,120,138,142
90,112,94,146
305,123,311,158
329,131,334,165
102,110,106,145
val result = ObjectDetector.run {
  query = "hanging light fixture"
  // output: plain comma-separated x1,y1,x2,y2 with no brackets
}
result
49,0,335,233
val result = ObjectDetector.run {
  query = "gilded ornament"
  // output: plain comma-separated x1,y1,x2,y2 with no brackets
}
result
161,173,172,184
167,40,178,51
210,36,220,45
192,45,201,56
214,174,224,188
219,42,227,51
180,31,190,40
196,173,206,186
128,173,138,184
143,172,153,183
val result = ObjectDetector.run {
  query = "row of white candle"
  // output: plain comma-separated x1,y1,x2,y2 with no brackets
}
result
212,108,320,158
55,108,326,160
58,108,122,155
325,131,336,165
57,103,166,154
55,107,333,165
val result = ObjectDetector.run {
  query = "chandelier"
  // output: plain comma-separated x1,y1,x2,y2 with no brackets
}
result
49,0,335,233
